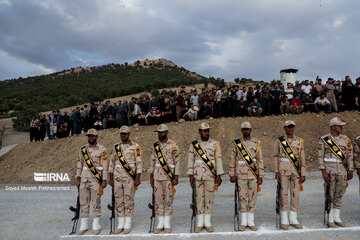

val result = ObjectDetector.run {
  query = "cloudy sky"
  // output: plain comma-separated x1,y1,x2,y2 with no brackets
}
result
0,0,359,82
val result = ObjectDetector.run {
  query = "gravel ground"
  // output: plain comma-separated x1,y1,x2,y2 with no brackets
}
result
1,174,360,240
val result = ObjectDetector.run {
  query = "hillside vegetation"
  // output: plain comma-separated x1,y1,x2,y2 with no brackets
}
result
0,59,208,116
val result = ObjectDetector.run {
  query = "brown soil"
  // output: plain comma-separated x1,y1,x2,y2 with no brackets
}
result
1,112,359,184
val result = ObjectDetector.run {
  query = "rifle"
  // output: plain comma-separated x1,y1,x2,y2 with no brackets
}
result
148,185,155,233
69,188,80,235
275,178,281,230
234,178,240,231
107,185,116,234
190,182,197,233
324,182,333,226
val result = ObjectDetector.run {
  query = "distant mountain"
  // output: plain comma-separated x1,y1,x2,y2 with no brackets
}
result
0,59,206,115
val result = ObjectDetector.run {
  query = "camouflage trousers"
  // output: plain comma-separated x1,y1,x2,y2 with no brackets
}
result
280,173,300,212
114,175,135,217
79,178,101,218
238,178,258,213
326,173,347,209
195,180,215,214
154,180,173,216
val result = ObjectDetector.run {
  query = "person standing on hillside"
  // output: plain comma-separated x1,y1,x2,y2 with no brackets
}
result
274,120,306,230
76,129,108,235
301,80,313,101
270,84,281,115
120,100,129,126
260,83,271,116
229,122,264,231
190,90,200,108
108,126,143,234
149,124,181,234
74,107,82,134
38,114,47,141
342,76,355,111
49,110,58,139
325,78,338,112
318,117,353,228
187,122,224,233
30,116,39,142
175,91,185,121
214,87,225,118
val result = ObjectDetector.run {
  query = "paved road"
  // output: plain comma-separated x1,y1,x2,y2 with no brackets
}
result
1,174,360,240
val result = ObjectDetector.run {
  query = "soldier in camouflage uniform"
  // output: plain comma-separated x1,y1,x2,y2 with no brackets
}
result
187,122,224,233
109,126,143,234
274,120,306,230
76,129,108,235
149,124,181,234
354,136,360,178
229,122,264,231
318,117,353,228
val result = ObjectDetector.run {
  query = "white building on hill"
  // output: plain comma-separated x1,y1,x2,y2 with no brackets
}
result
280,68,298,85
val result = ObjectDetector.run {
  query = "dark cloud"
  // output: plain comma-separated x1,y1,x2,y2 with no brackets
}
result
0,0,359,81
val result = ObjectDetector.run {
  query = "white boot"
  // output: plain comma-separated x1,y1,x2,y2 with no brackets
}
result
328,209,336,228
280,211,289,230
77,218,88,235
164,216,172,233
194,214,204,233
92,218,101,235
204,214,214,232
289,211,302,229
239,212,247,231
114,217,125,234
154,216,164,234
247,213,258,231
333,209,346,227
123,217,132,234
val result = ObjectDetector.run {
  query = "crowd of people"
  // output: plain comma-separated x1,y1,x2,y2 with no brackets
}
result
29,76,360,141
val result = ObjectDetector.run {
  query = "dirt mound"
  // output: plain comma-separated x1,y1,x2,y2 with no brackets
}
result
1,112,359,184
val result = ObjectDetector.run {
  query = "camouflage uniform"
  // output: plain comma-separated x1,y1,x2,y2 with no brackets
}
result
229,137,264,214
76,144,108,218
187,138,224,214
109,141,143,217
274,135,306,212
149,139,180,216
318,134,353,209
354,137,360,171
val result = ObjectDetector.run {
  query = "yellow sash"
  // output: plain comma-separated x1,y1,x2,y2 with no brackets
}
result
81,146,103,195
192,140,218,190
234,138,261,192
278,136,303,191
322,136,349,187
154,142,176,194
114,144,138,190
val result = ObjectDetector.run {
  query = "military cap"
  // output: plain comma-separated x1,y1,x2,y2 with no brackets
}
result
154,124,169,132
284,120,296,127
120,126,130,133
241,122,252,129
329,117,346,127
86,128,98,136
199,122,211,130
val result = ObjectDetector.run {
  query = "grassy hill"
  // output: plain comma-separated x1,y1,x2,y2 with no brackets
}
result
0,59,208,116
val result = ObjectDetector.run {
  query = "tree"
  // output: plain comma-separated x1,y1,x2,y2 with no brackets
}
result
12,109,40,132
151,89,160,97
